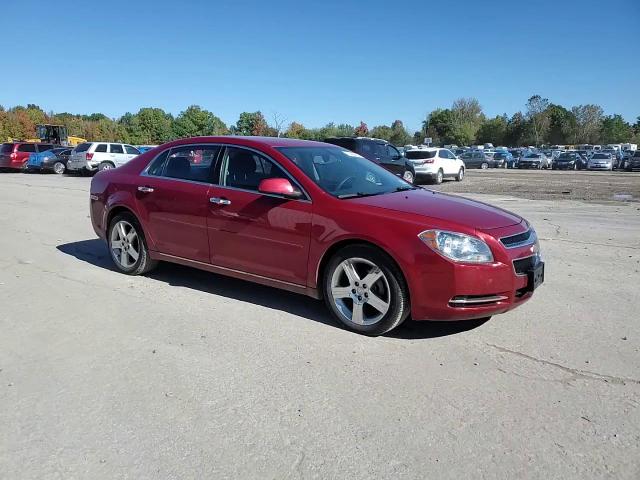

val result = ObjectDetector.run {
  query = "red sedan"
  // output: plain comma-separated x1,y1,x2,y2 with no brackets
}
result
89,136,544,336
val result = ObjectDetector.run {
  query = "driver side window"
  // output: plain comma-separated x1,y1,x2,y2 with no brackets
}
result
221,147,287,192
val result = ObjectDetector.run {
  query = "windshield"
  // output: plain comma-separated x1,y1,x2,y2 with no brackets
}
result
405,150,437,160
277,146,411,198
494,153,507,159
592,154,609,159
0,143,15,154
558,153,576,160
524,154,540,158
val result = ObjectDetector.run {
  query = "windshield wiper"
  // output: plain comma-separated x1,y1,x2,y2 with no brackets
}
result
394,186,418,192
337,191,387,199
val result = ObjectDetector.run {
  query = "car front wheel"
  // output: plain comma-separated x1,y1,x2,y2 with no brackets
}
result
481,162,488,169
108,213,157,275
323,245,409,336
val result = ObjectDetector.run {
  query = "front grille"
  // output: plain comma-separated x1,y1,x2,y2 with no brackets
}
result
513,255,536,275
500,229,535,248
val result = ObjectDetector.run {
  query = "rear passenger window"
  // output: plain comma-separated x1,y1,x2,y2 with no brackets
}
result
163,145,220,182
18,144,36,152
37,144,54,152
95,144,108,153
110,144,124,154
221,147,287,191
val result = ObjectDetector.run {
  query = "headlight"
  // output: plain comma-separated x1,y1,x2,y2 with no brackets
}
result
418,230,494,263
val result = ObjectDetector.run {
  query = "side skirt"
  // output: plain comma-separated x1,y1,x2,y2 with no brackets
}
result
150,251,322,299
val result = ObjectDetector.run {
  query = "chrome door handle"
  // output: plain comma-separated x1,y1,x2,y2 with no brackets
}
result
210,197,231,205
137,186,154,193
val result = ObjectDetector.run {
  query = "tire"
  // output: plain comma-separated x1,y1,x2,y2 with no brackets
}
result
402,170,414,184
53,161,66,175
480,162,489,169
573,163,577,170
98,162,115,172
108,213,157,275
455,167,464,181
434,169,444,184
323,244,409,336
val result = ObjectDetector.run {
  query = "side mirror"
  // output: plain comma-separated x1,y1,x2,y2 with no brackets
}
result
258,178,303,199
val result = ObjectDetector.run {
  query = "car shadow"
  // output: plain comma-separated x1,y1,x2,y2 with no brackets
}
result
57,239,488,339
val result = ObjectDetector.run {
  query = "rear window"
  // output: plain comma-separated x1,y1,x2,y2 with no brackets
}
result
406,150,437,159
74,143,91,153
0,143,15,153
17,144,37,153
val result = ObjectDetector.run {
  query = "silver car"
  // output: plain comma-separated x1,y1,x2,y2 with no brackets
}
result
587,153,613,171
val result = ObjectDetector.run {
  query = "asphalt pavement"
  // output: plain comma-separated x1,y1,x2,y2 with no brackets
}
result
0,172,639,479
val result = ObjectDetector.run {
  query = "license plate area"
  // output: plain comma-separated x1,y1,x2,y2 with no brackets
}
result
526,262,545,292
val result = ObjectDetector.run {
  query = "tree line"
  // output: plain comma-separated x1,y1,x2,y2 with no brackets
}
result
1,96,639,147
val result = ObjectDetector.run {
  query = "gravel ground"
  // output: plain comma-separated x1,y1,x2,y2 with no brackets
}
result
0,172,639,479
427,168,640,203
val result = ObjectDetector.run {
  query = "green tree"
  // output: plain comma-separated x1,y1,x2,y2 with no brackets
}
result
525,95,550,146
504,112,527,146
422,109,455,145
600,115,632,144
232,111,269,136
284,121,309,139
389,120,411,146
369,125,392,141
173,105,227,139
476,115,508,145
546,104,575,145
571,104,603,144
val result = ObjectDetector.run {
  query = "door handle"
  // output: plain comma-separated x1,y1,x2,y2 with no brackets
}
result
210,197,231,205
137,186,154,193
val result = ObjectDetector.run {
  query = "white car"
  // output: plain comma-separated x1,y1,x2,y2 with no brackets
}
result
404,147,465,184
67,142,141,173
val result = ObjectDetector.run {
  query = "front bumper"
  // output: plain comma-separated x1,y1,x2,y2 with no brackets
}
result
408,224,542,321
587,164,612,170
518,162,540,168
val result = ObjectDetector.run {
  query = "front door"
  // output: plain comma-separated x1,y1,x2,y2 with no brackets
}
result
206,146,312,286
134,145,221,263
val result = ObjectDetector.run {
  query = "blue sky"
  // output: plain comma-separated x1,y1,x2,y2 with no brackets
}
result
2,0,638,132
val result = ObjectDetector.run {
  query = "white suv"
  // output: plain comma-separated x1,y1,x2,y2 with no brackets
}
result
404,147,466,184
67,142,141,173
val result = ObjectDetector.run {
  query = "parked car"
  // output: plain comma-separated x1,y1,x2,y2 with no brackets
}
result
506,149,522,168
552,152,587,170
518,153,551,169
25,147,72,174
624,150,640,171
460,151,497,169
323,137,416,184
404,147,465,184
587,153,613,171
600,149,624,169
67,142,141,174
493,151,513,168
0,142,55,170
89,136,543,336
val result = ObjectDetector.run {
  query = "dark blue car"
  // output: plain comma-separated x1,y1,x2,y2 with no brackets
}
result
25,147,72,174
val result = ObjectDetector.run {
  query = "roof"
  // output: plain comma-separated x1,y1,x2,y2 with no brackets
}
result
167,136,329,149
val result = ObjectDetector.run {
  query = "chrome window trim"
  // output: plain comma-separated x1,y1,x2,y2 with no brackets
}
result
217,144,312,202
449,295,509,306
140,142,312,202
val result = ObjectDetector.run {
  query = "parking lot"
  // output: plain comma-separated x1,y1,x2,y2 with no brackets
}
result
1,171,639,479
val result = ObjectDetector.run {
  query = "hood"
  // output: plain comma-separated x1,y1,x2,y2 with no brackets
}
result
351,189,522,230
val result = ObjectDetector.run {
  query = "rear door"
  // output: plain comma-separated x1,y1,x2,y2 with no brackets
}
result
135,144,222,263
109,143,127,166
206,145,312,286
125,145,141,163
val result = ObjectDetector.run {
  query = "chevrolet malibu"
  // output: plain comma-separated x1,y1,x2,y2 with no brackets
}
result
89,137,544,336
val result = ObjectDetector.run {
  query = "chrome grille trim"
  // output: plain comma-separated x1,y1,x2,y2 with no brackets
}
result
500,228,537,249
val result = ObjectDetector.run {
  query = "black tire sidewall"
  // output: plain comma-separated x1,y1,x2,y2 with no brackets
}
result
323,244,409,336
108,213,154,275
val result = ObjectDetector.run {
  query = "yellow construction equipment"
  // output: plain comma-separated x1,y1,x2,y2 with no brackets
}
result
27,124,87,146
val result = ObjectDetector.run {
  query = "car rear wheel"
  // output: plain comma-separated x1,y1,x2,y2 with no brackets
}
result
53,161,66,175
108,213,157,275
98,162,115,171
434,169,444,184
455,167,464,181
480,162,488,169
402,170,414,184
323,245,409,336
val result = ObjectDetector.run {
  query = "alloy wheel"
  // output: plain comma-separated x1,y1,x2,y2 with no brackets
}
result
330,257,391,326
53,162,65,174
110,220,140,269
403,171,414,183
